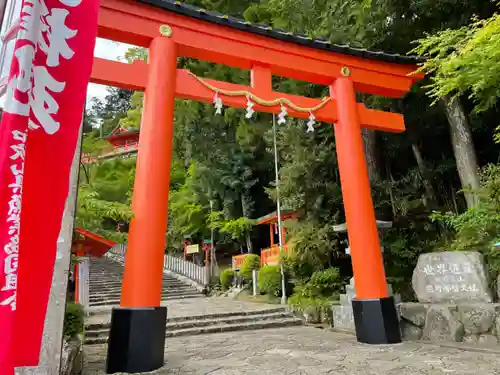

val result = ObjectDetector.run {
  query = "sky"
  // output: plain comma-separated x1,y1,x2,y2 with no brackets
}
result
86,38,134,109
0,37,133,109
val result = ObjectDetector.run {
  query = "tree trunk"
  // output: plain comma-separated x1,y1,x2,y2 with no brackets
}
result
410,142,438,210
449,179,459,214
209,199,218,277
385,159,397,218
441,95,480,208
245,232,253,254
241,193,253,253
361,128,380,182
361,128,391,220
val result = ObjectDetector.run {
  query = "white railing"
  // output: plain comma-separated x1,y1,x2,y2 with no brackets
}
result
109,243,127,258
164,254,209,286
107,244,208,286
77,256,90,312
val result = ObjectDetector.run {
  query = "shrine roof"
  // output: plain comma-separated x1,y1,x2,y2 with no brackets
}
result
105,129,139,141
256,209,297,225
74,228,117,257
138,0,422,65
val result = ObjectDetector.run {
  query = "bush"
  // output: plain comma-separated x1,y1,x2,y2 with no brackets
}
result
258,265,282,296
431,164,500,288
240,254,261,281
63,302,84,339
220,268,235,291
288,294,333,309
300,268,342,298
281,253,316,283
288,294,334,324
284,220,337,275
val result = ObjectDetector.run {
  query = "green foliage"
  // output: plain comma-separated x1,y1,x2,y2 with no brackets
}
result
258,265,282,296
240,254,261,280
412,13,500,113
123,46,148,63
207,211,225,230
296,268,342,299
220,268,235,291
169,163,209,238
431,164,500,282
288,293,334,313
220,217,255,242
285,220,337,273
119,92,144,130
63,302,84,339
86,87,133,135
281,253,316,284
81,131,112,156
76,183,131,243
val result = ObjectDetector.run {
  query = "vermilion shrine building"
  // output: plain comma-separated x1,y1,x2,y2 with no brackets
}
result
89,0,423,373
232,210,297,270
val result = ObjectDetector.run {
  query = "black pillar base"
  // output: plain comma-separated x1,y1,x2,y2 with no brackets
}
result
106,306,167,374
352,296,401,344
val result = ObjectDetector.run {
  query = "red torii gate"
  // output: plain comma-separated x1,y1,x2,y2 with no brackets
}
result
90,0,423,372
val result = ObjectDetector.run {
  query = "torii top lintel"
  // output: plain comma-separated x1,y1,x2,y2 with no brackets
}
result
93,0,424,132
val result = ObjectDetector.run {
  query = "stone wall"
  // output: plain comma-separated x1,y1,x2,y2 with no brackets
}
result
399,302,500,344
331,302,500,344
330,251,500,345
60,336,83,375
288,304,333,325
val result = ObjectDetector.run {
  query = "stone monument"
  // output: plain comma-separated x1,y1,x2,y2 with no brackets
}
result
332,249,500,345
401,251,500,344
412,251,492,303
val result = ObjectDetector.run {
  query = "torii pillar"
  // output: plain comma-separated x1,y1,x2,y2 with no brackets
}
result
106,36,176,373
330,73,400,344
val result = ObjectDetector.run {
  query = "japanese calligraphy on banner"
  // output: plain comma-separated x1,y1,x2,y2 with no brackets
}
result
0,0,99,372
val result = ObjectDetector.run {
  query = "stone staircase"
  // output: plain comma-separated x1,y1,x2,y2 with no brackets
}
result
85,307,302,345
88,256,203,307
84,257,303,345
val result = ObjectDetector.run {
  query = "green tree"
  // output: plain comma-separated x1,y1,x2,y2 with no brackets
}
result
412,12,500,135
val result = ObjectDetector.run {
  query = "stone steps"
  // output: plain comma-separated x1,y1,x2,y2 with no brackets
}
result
89,294,203,306
85,307,288,330
87,256,203,308
89,283,192,290
89,286,188,291
89,280,187,285
84,309,302,345
88,295,204,307
89,288,195,298
89,291,201,302
89,292,204,306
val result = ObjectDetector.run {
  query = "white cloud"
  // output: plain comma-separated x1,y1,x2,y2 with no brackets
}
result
86,38,135,109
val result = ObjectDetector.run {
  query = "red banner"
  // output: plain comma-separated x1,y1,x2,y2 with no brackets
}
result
0,0,99,371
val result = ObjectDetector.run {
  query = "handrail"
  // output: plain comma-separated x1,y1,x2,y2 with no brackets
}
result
107,244,209,286
164,254,209,286
261,245,288,266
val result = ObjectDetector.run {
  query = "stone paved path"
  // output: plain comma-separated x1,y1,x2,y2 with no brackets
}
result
84,326,500,374
85,298,284,326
